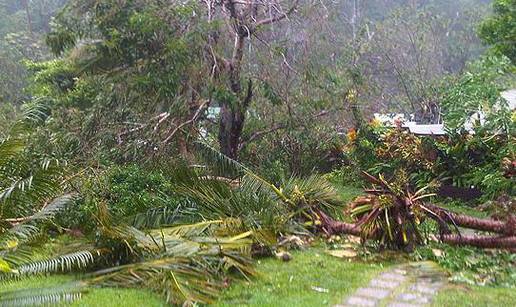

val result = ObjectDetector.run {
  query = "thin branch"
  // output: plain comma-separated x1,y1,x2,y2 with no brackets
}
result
239,109,332,150
254,0,300,29
161,101,208,144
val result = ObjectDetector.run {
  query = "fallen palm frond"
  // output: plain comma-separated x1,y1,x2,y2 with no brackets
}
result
0,195,76,276
195,142,348,228
16,250,98,275
87,226,256,305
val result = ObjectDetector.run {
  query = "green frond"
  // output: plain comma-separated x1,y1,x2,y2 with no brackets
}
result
0,283,86,306
2,194,75,245
27,194,75,222
16,250,97,275
0,137,25,169
20,98,51,125
95,203,159,253
195,141,246,177
0,163,64,219
126,206,186,228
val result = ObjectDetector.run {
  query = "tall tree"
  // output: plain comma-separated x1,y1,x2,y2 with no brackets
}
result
203,0,301,159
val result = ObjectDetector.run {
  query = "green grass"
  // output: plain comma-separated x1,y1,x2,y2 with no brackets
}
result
3,247,514,307
215,247,389,307
332,184,363,203
1,275,166,307
1,246,387,307
438,201,488,218
74,287,165,307
432,284,516,307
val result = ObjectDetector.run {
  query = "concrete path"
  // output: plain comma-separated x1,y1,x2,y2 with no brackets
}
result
336,262,447,307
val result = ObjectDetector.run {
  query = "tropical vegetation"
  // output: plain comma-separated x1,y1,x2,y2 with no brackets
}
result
0,0,514,306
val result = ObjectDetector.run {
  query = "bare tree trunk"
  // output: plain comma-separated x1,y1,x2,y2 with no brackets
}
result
316,208,516,249
426,203,514,235
217,54,253,159
218,104,245,159
22,0,33,35
442,234,516,249
207,0,300,159
317,210,361,236
217,31,250,160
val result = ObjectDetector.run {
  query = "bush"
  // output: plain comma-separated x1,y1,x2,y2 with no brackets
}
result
57,164,182,230
96,165,179,217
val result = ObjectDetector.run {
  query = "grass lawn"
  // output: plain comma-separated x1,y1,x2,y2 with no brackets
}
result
0,245,392,307
2,245,514,306
215,247,390,307
432,284,516,307
1,275,166,307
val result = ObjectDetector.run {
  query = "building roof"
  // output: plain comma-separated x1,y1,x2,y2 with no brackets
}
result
501,89,516,109
371,89,515,136
405,124,446,135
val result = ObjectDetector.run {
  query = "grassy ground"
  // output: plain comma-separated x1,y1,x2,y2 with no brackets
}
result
2,244,514,306
432,284,516,307
1,275,166,307
0,245,392,307
215,247,390,307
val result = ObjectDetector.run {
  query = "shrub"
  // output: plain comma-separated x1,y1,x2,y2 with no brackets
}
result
93,165,180,218
57,164,183,230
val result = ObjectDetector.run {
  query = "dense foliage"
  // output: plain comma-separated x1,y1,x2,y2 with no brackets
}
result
479,0,516,63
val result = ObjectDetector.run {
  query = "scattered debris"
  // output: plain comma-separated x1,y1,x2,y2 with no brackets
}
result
311,286,329,293
274,251,292,262
327,249,358,258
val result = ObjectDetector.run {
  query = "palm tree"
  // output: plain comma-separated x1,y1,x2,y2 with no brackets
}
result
0,101,71,273
0,142,348,305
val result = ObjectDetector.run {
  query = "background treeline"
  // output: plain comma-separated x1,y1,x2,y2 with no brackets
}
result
0,0,503,178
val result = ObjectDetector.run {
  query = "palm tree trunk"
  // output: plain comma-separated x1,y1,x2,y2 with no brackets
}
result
316,209,361,236
442,234,516,249
426,203,514,235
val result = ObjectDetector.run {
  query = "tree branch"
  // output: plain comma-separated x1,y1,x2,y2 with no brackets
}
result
161,101,208,144
254,0,300,29
239,109,332,150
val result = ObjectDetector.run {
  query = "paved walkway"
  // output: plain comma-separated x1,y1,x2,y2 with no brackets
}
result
336,262,447,307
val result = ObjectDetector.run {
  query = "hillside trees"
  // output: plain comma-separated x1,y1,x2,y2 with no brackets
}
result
360,0,488,122
479,0,516,63
0,0,67,105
